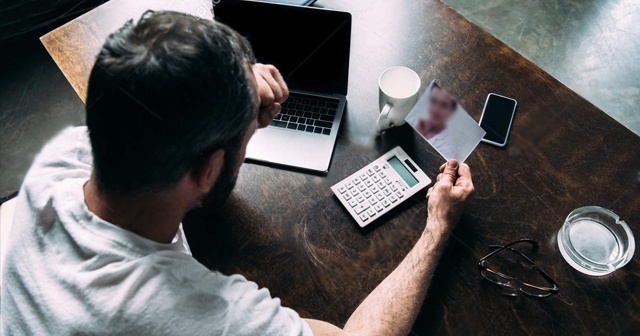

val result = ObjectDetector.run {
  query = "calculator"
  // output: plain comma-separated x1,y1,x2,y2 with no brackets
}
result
331,146,432,227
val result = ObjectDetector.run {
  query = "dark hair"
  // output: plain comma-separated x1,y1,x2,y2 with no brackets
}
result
430,82,457,111
86,11,257,195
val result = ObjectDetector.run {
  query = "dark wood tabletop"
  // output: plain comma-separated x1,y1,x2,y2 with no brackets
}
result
41,0,640,334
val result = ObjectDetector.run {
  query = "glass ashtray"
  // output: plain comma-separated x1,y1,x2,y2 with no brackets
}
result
557,206,635,276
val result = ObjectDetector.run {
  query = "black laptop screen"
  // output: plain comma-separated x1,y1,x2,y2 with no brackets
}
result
214,0,351,95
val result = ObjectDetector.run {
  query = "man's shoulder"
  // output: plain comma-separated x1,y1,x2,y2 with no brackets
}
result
20,127,92,203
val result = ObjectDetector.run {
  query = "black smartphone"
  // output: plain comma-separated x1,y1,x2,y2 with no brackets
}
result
479,93,517,147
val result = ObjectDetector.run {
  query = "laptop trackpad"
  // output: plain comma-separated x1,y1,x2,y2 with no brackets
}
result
245,127,333,172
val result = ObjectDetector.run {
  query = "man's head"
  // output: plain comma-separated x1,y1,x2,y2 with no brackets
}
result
86,11,258,205
427,83,456,129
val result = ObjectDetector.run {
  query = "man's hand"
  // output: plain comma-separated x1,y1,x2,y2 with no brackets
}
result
425,159,474,235
252,63,289,128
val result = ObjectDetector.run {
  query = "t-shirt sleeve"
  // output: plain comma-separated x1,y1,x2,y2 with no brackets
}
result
218,273,312,336
21,127,93,207
153,265,313,336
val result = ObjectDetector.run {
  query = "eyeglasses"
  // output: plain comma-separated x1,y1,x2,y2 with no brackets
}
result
478,239,560,298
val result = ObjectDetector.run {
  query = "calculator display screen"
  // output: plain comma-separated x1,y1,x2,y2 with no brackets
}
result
387,156,418,187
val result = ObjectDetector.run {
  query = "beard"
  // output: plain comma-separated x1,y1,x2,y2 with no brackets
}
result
196,149,241,211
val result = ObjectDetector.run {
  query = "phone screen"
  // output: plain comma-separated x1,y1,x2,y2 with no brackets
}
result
480,94,517,145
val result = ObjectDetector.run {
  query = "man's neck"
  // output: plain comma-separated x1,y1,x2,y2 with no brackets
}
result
83,177,188,244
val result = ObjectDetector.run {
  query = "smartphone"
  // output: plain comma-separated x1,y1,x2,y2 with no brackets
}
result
479,93,517,147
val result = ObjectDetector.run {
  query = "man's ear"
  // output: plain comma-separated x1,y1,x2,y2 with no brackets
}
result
191,149,225,193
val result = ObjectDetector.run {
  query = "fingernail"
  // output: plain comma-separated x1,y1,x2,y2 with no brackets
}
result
447,160,459,169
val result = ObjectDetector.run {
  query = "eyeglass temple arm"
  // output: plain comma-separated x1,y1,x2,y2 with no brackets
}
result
479,239,537,262
479,240,560,292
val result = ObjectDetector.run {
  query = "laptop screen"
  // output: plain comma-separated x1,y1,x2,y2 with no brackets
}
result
214,0,351,96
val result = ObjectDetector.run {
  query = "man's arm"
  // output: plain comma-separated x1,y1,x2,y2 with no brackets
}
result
247,66,474,335
306,160,474,336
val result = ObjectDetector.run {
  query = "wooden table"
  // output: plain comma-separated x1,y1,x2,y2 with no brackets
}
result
41,0,640,334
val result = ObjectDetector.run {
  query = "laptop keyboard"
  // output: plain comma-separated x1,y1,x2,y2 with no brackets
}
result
269,93,340,135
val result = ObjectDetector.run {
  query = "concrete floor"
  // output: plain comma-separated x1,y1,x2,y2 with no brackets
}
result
442,0,640,135
1,0,639,199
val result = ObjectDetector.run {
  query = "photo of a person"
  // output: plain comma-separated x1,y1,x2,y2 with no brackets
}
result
412,83,457,158
405,81,486,162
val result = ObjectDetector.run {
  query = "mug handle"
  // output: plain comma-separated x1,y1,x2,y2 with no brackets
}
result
376,103,394,133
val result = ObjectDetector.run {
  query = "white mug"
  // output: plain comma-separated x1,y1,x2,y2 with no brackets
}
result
376,66,421,133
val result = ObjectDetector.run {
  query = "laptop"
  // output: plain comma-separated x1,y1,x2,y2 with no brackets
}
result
214,0,352,173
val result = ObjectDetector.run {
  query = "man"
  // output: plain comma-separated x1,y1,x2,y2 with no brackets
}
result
1,11,474,335
408,83,457,159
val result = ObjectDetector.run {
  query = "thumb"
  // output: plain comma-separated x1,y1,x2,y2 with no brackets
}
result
270,103,282,117
257,104,279,128
439,160,459,186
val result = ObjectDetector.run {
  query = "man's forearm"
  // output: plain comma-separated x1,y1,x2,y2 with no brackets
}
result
342,218,450,336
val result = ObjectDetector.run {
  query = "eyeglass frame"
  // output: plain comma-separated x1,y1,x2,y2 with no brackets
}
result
478,239,560,297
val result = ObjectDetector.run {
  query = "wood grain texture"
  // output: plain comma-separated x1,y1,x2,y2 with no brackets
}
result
39,0,213,102
41,0,640,334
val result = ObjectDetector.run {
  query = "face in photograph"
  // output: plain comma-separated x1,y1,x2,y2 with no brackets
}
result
415,84,457,139
405,80,486,162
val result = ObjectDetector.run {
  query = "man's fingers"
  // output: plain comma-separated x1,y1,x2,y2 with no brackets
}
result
253,64,288,106
439,162,447,173
438,160,459,186
254,74,275,106
426,186,434,198
257,104,282,128
268,66,289,102
262,72,284,104
270,103,282,117
457,162,472,179
455,163,473,188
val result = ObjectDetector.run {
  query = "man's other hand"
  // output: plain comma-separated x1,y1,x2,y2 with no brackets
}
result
425,159,474,234
252,63,289,128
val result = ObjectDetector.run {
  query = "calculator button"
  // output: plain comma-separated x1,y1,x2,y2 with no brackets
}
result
358,184,367,192
396,191,404,198
382,199,391,207
369,198,378,205
348,199,358,208
370,186,379,194
359,213,369,222
374,204,384,212
389,194,398,203
384,178,392,185
390,184,398,191
372,175,380,183
346,182,354,189
350,189,359,197
367,168,374,176
338,186,347,194
365,180,374,187
363,190,373,198
360,173,368,180
376,193,385,201
367,209,376,217
356,195,365,203
373,165,381,172
383,189,392,196
353,177,361,185
377,182,385,189
354,203,370,214
343,193,352,201
379,171,387,178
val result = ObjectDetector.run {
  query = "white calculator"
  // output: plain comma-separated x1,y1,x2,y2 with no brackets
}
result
331,146,432,227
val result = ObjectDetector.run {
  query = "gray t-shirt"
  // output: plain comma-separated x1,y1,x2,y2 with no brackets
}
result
1,127,311,336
